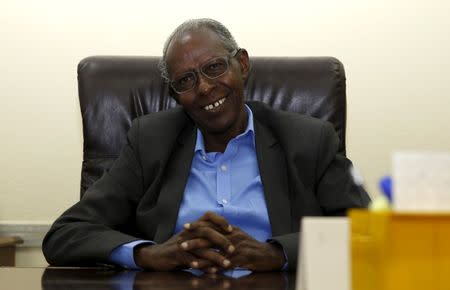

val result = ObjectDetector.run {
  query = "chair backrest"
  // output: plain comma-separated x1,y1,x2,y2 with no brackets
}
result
77,56,347,197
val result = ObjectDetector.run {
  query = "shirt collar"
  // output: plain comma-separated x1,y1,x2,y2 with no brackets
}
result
195,104,255,153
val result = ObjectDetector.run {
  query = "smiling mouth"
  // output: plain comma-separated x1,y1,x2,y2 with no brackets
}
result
203,97,226,111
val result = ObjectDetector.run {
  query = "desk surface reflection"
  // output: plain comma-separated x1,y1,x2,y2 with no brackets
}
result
0,267,296,290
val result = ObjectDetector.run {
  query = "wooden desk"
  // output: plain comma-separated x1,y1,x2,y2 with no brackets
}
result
0,267,296,290
0,236,23,266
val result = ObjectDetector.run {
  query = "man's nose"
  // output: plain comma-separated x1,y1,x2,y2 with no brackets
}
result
197,73,215,95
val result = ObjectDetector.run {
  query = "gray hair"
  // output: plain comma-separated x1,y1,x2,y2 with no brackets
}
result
158,18,239,81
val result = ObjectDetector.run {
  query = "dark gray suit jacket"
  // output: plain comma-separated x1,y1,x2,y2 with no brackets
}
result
43,101,370,271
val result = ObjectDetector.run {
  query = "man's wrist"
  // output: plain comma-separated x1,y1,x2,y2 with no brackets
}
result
267,239,289,271
134,244,155,270
110,240,154,270
268,242,286,269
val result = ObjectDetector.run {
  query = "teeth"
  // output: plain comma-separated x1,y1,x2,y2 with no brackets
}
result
204,97,226,111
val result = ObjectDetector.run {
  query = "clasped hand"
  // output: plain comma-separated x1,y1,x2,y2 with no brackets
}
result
134,211,285,272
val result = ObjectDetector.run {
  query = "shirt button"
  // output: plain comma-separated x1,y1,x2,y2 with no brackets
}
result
220,165,227,171
222,199,228,204
202,155,207,161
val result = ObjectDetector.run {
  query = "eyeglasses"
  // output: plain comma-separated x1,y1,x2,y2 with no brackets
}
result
170,49,240,94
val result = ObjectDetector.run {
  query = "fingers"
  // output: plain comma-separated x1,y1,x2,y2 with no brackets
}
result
183,247,227,272
182,251,215,270
180,238,212,251
178,212,239,271
191,260,221,273
202,266,221,274
185,211,233,234
181,226,235,254
178,237,232,270
191,248,232,269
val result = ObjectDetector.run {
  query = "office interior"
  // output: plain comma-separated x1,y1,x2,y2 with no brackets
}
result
1,0,449,267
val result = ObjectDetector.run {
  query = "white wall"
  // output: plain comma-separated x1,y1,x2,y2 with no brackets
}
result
1,0,450,265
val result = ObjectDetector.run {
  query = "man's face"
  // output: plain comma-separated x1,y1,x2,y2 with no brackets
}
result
166,30,250,137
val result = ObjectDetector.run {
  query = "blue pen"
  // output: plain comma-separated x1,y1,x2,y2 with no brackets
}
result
379,176,392,203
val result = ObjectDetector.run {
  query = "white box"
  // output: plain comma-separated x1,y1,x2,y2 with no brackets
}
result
297,217,349,290
393,151,450,211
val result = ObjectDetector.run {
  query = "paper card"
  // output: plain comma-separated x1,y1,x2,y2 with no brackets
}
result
297,217,349,290
393,151,450,211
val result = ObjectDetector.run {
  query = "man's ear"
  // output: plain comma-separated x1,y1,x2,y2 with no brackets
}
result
237,49,250,81
168,86,180,104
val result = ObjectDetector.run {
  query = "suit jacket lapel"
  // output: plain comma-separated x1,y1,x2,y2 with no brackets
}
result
153,122,196,243
254,119,292,236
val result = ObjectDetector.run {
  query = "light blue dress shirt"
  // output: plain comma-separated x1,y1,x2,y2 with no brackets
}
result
173,105,271,239
110,105,275,269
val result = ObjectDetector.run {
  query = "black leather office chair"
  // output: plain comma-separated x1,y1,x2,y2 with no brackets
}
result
77,56,347,197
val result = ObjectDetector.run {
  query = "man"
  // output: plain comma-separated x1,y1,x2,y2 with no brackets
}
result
43,19,370,272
